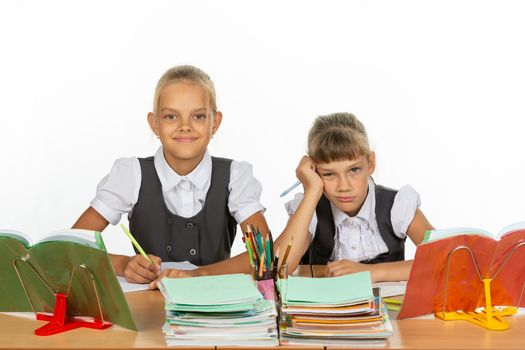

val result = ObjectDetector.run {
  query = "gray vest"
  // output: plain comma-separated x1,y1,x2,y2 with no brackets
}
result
129,156,237,265
302,184,405,264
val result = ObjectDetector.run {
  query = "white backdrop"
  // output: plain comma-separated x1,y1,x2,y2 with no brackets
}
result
1,1,524,260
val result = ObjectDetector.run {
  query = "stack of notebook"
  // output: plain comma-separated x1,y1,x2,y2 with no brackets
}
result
159,273,278,347
278,271,393,346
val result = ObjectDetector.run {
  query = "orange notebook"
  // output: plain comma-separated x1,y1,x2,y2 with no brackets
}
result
398,223,525,319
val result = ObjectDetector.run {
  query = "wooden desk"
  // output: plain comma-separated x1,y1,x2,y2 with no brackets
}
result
1,268,525,349
0,291,174,349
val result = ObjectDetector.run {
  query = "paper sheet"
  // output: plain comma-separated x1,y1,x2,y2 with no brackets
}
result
118,261,198,293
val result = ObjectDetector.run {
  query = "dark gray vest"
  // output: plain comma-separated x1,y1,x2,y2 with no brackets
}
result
301,184,405,264
129,156,237,265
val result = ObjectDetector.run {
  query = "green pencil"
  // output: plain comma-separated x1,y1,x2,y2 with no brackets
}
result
119,224,152,263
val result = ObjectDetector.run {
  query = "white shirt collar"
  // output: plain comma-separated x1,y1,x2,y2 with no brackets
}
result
153,147,212,192
330,178,376,227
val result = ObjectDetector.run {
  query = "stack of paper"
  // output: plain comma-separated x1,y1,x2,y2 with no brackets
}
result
159,274,278,347
278,271,393,346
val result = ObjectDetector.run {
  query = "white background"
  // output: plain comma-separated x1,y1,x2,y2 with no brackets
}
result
1,1,524,260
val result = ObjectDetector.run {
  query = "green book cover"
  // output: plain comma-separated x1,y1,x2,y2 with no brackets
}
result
0,229,137,331
159,273,263,312
283,271,374,305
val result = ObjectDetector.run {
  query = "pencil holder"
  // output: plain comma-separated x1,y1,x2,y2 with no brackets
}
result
251,264,277,301
251,262,274,281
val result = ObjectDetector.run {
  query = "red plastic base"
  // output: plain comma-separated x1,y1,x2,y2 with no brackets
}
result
34,293,112,336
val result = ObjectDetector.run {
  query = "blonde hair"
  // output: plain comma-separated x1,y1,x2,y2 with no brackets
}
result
308,112,371,163
153,65,217,117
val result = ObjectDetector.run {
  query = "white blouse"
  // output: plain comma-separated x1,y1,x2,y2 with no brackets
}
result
91,147,265,225
285,179,420,261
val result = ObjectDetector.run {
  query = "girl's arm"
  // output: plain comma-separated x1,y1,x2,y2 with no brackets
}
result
272,156,324,275
73,206,160,282
404,208,434,245
326,209,434,281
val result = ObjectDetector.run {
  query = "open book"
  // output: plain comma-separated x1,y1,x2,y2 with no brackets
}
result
0,228,136,331
0,228,105,249
399,222,525,319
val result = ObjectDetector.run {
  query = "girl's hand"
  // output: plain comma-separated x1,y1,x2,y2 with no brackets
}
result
296,156,324,195
122,254,161,283
325,260,379,282
149,268,199,289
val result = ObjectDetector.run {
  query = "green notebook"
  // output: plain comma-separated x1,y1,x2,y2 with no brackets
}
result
0,228,136,330
160,273,262,312
282,271,373,306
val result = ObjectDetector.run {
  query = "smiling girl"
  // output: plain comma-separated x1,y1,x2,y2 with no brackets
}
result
73,65,269,285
